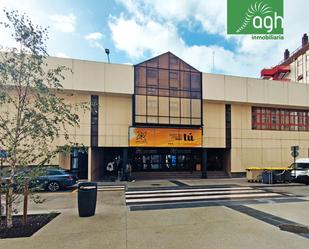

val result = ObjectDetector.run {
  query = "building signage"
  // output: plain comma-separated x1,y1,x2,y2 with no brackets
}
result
227,0,284,40
129,127,202,147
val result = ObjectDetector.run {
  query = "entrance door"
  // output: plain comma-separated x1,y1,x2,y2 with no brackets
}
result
131,148,201,172
206,149,227,171
71,148,88,179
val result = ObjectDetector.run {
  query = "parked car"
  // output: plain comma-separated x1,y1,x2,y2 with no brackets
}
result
32,168,78,192
290,158,309,185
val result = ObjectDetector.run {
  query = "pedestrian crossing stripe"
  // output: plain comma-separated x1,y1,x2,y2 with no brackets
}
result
125,186,283,205
126,192,281,204
98,186,125,191
126,186,253,195
126,189,265,198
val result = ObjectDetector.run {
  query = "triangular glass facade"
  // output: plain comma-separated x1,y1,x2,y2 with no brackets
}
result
134,52,202,126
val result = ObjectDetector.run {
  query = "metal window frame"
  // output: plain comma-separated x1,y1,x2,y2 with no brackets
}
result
252,106,309,132
133,53,203,127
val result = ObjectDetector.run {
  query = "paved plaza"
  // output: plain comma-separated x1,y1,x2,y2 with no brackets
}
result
0,178,308,249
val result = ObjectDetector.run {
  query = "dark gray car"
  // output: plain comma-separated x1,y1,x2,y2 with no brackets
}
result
34,168,78,192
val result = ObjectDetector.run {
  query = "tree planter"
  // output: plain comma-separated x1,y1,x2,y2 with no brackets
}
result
0,213,59,239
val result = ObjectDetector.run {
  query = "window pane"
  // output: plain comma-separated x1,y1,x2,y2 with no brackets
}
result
181,118,190,125
134,54,202,127
136,87,146,95
147,116,158,124
170,117,180,124
169,55,179,70
159,97,169,116
191,72,201,91
251,107,309,132
159,53,169,69
147,68,158,87
170,71,179,89
147,88,158,96
136,67,146,87
181,98,190,118
192,118,201,125
179,61,191,71
170,98,180,117
135,95,146,115
191,91,201,99
170,89,179,97
147,58,158,68
159,69,169,90
135,115,146,123
147,96,158,116
180,71,190,90
159,117,169,124
180,91,190,98
159,89,169,97
191,99,201,118
252,109,257,129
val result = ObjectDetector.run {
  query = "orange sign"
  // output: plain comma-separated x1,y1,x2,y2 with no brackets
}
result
129,127,202,147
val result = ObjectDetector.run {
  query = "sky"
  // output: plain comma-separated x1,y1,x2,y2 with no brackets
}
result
0,0,308,78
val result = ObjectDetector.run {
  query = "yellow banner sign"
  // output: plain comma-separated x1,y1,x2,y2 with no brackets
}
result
129,127,202,147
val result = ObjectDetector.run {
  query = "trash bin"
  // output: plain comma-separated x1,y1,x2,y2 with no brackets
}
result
262,171,273,184
78,182,97,217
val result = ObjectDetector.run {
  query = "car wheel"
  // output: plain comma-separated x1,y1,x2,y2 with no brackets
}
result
47,181,60,192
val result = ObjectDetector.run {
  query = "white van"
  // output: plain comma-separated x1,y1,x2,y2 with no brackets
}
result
290,158,309,184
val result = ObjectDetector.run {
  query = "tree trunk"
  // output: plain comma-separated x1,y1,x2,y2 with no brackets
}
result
0,191,2,226
6,184,13,228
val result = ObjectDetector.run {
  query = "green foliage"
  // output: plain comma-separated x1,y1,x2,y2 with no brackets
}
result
0,9,85,169
0,9,88,227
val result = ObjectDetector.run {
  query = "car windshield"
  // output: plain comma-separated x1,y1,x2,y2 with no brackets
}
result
47,169,66,175
294,163,309,170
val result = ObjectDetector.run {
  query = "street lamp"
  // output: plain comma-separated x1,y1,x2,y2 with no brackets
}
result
105,48,110,63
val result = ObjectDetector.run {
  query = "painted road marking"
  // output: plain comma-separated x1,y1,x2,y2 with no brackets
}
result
126,186,253,195
126,192,281,204
126,189,265,198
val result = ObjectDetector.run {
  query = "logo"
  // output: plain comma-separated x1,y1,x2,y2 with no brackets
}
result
135,130,147,143
227,0,284,38
183,133,194,142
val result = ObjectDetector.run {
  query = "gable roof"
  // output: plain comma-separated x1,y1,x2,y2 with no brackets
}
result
135,51,200,72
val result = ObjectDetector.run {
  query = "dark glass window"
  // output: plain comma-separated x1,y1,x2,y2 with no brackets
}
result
252,107,309,132
134,52,202,126
91,95,99,146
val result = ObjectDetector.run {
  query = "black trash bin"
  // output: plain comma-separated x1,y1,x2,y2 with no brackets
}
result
78,182,97,217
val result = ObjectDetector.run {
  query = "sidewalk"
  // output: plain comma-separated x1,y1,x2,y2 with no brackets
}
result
0,179,308,249
125,177,305,189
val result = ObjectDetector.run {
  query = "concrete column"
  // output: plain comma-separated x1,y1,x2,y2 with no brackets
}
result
88,147,92,181
122,148,128,168
202,148,207,178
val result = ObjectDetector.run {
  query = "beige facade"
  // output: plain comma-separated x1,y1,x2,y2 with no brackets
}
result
18,54,309,179
202,101,225,148
98,94,132,147
231,104,309,172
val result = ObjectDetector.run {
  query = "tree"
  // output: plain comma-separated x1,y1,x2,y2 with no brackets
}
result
0,10,85,228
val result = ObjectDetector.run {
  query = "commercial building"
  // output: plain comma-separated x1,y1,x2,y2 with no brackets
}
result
261,33,309,82
44,51,309,181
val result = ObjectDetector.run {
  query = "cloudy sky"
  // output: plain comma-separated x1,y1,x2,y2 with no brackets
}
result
0,0,308,77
